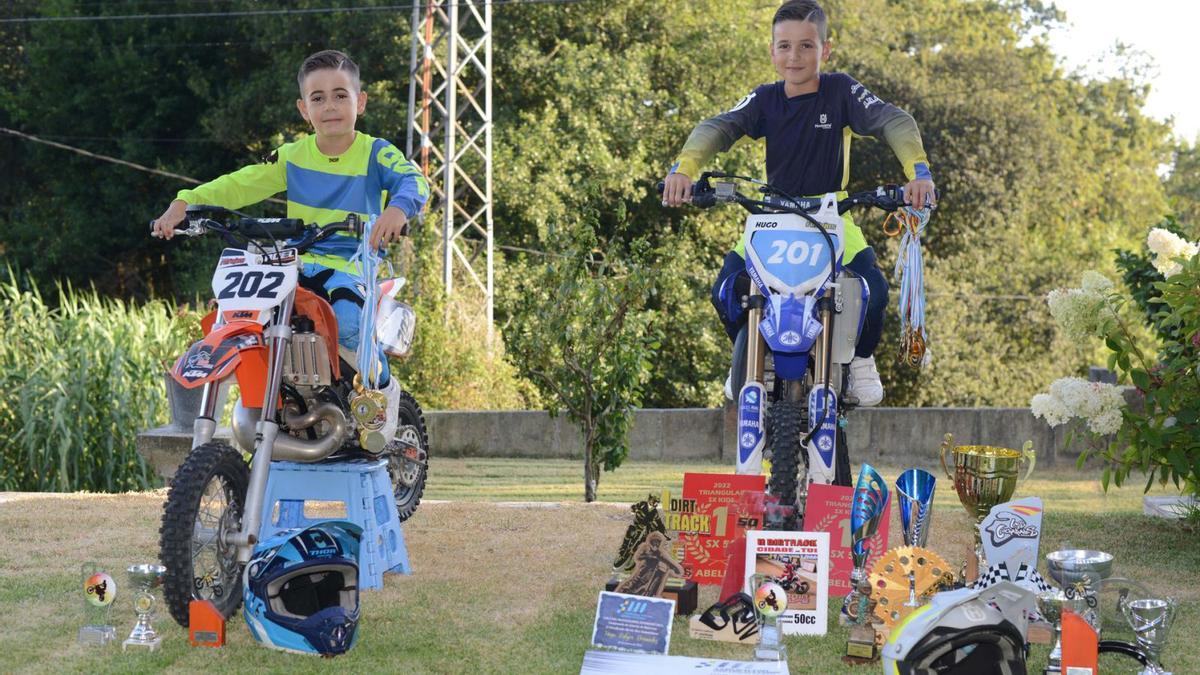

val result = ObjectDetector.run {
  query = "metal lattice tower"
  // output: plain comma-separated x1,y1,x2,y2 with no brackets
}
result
406,0,494,339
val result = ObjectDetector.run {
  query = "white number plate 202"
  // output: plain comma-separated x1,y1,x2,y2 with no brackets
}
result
211,264,298,313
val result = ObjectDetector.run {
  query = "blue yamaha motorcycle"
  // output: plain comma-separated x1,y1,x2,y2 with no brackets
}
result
667,173,917,528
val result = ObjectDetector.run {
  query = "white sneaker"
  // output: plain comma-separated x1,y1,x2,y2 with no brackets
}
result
848,356,884,407
369,378,403,453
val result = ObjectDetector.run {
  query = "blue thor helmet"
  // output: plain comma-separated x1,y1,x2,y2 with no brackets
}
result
243,520,363,655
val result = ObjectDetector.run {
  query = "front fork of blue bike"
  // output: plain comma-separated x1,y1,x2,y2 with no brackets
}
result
806,294,838,486
736,285,767,476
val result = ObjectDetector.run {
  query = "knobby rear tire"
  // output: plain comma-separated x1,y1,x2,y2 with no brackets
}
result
159,440,249,628
766,399,806,530
388,390,429,522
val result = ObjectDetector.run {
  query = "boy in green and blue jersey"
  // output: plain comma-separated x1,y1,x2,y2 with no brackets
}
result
662,0,936,406
152,49,429,442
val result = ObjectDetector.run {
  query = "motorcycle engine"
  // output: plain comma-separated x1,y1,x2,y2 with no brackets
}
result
281,331,333,394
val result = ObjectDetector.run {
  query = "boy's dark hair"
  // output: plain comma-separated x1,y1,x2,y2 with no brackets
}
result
773,0,828,42
297,49,360,92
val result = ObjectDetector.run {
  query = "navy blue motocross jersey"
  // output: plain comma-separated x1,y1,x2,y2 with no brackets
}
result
674,72,930,198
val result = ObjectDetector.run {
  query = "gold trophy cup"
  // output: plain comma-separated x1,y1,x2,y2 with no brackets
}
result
939,434,1035,580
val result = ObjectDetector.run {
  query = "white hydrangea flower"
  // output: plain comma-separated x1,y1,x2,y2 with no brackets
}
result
1046,288,1108,340
1088,408,1124,435
1031,393,1071,426
1146,228,1199,278
1080,271,1114,293
1031,377,1127,435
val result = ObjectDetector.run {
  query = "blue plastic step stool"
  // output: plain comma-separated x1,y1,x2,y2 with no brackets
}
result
259,459,411,590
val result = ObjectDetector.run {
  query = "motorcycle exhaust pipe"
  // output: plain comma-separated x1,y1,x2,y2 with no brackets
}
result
231,399,348,462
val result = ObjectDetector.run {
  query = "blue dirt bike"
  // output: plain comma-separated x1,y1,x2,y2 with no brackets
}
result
666,172,922,528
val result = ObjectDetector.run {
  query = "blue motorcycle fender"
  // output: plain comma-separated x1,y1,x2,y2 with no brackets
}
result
772,353,809,380
760,294,821,354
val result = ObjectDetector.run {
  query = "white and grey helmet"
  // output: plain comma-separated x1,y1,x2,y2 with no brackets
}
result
881,581,1036,675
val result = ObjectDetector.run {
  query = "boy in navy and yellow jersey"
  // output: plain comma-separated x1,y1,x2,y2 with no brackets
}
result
152,49,430,442
662,0,936,406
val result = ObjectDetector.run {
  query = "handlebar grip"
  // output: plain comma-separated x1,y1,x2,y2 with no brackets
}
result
657,179,718,207
149,218,198,237
236,217,306,240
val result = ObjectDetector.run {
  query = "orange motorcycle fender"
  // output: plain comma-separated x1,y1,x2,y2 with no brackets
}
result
170,321,278,409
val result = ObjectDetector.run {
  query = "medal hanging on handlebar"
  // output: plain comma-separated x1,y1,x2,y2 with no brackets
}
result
349,217,389,451
884,207,930,368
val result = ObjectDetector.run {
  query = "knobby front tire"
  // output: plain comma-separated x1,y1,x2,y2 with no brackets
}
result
766,399,806,530
158,440,249,627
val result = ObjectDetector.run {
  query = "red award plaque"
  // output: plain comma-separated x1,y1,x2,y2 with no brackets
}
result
678,473,766,586
802,483,890,598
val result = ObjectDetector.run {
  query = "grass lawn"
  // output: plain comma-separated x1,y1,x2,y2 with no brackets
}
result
0,458,1195,674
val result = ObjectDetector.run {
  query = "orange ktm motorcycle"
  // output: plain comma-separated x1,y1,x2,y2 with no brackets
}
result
155,205,428,627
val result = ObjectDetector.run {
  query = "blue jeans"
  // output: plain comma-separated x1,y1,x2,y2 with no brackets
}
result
301,263,391,386
711,247,888,359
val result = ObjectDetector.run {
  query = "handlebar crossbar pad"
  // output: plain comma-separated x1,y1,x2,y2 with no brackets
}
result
236,217,306,240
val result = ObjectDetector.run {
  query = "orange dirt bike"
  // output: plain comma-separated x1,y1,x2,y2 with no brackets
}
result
155,205,429,627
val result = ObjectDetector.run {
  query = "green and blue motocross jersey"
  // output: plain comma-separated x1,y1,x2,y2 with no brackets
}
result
177,132,430,271
672,72,931,260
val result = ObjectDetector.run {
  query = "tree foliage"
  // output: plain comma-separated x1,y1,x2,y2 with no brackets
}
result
501,226,658,502
0,0,1191,414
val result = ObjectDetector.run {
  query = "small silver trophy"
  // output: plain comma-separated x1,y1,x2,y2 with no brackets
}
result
1035,590,1066,672
1122,596,1175,675
123,563,166,652
751,574,788,663
841,463,889,625
78,563,117,646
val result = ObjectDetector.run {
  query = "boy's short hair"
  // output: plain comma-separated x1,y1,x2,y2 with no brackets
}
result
773,0,828,42
297,49,361,92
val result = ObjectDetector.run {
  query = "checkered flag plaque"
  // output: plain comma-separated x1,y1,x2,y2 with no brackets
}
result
973,561,1054,594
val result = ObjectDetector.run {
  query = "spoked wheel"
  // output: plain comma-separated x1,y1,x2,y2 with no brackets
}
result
159,441,249,627
766,399,806,530
385,389,429,522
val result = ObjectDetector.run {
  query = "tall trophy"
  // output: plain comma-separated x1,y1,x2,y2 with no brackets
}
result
751,575,788,662
895,468,936,547
1122,595,1175,675
78,563,117,646
940,434,1035,579
123,563,166,652
841,465,889,633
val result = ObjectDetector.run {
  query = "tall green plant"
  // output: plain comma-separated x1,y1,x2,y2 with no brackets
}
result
0,272,196,492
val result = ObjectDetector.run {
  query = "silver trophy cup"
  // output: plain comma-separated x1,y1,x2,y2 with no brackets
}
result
1122,596,1175,675
1043,549,1113,673
123,563,166,652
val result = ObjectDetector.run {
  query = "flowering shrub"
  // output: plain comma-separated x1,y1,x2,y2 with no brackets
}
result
1032,222,1200,495
1031,377,1127,434
1146,227,1199,278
